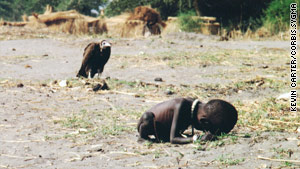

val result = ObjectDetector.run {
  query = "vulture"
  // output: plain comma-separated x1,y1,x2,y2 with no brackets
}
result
77,40,111,78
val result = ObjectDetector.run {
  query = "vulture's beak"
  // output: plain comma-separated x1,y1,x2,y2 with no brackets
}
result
101,41,111,49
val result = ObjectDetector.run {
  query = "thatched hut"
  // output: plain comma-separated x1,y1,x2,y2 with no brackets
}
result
1,5,107,35
106,6,166,38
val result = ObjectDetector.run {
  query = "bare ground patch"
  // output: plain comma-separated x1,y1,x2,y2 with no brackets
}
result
0,27,299,168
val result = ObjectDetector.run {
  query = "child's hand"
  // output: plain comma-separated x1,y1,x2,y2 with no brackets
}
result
192,134,200,142
201,132,216,141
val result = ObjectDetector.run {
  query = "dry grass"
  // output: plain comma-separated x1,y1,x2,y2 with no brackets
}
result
106,6,166,38
105,13,130,37
105,13,149,38
1,7,107,35
113,48,288,71
121,20,146,38
161,17,180,36
236,98,299,132
221,27,295,41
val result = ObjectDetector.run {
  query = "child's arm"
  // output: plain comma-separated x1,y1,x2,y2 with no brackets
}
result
169,101,193,144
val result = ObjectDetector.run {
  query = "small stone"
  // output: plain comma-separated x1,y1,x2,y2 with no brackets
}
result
101,81,109,90
78,128,88,133
88,144,104,153
92,82,109,91
165,89,174,95
287,149,293,157
276,93,289,100
154,77,163,82
92,84,101,91
24,64,32,69
59,80,68,87
220,36,229,41
17,83,24,88
243,63,253,66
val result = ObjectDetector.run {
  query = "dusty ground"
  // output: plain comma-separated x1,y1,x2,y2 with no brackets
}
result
0,26,299,169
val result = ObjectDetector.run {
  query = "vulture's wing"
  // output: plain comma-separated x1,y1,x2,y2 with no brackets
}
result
77,43,100,77
83,43,95,57
81,42,100,67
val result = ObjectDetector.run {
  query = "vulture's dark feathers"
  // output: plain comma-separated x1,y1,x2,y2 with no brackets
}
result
77,40,111,78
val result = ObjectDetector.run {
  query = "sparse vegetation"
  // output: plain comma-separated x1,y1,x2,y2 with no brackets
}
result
236,97,299,132
178,11,202,32
263,0,300,34
272,148,294,158
217,154,245,166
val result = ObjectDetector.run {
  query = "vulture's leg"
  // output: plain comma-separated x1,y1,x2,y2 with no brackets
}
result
97,69,102,79
77,65,88,78
88,72,91,79
90,69,97,78
85,65,91,79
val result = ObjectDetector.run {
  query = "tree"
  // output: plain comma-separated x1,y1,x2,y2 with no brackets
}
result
0,1,13,20
57,0,108,16
193,0,201,16
0,0,107,21
264,0,300,33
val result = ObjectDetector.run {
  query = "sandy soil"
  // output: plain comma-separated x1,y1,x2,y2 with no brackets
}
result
0,27,299,169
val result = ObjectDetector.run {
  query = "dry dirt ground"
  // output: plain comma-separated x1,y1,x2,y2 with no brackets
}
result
0,27,299,169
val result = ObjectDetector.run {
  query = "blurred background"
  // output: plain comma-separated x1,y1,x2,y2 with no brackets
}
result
0,0,299,37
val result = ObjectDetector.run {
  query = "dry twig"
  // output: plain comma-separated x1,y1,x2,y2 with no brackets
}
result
0,140,41,143
0,154,37,159
99,98,117,111
258,156,300,164
109,151,139,156
265,119,300,125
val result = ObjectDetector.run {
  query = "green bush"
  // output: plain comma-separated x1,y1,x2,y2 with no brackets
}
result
263,0,300,33
104,0,145,17
151,0,193,20
195,0,269,32
0,0,107,21
178,11,202,32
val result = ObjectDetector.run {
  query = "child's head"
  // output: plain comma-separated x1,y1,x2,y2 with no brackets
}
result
195,99,238,135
